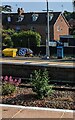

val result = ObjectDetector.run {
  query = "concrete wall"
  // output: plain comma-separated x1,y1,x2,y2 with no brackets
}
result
2,63,75,83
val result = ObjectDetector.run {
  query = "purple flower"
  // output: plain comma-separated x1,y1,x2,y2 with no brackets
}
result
14,79,17,83
9,76,12,81
2,75,21,87
4,76,8,81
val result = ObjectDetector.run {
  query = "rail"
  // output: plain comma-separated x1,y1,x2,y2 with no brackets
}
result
12,76,75,91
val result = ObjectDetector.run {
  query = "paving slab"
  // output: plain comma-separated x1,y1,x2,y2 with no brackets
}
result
60,111,74,118
1,105,75,119
2,107,22,118
13,109,63,118
0,106,2,120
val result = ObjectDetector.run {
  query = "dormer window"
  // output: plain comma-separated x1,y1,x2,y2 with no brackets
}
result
17,15,24,22
32,14,39,22
49,14,53,21
7,16,11,22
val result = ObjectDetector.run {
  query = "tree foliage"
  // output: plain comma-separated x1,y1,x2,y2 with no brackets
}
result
2,29,14,48
0,5,12,12
12,30,41,48
63,11,75,35
63,11,75,20
2,29,41,48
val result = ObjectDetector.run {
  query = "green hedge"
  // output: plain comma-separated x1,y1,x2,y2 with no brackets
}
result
12,30,41,48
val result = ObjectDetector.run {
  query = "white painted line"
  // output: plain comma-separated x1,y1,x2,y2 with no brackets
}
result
12,109,23,118
60,112,65,118
0,104,75,113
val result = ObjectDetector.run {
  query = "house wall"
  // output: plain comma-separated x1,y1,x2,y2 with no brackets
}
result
54,14,69,40
3,24,47,45
2,13,70,44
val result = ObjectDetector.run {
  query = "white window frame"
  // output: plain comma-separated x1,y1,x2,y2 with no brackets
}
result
7,16,11,22
32,14,39,22
57,25,60,31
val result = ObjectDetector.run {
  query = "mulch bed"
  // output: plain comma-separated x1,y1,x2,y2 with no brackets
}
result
1,85,75,110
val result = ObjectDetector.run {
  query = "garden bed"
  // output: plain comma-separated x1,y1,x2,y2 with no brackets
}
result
1,85,75,110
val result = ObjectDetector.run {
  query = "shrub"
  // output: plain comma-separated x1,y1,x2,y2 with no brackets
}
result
3,36,13,47
2,29,14,48
30,69,53,99
12,30,41,48
0,76,21,95
2,82,16,95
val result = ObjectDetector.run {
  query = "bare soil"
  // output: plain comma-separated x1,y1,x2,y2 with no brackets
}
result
1,86,75,110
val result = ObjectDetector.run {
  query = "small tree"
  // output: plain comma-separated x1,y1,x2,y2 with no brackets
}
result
0,5,12,12
31,69,53,99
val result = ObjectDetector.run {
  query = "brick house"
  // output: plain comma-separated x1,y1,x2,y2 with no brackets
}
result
54,13,70,40
2,12,70,44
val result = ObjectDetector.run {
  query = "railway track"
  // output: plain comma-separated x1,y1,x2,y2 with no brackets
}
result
4,76,75,91
52,85,75,91
20,83,75,91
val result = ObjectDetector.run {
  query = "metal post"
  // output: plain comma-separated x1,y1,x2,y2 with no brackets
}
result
46,0,50,59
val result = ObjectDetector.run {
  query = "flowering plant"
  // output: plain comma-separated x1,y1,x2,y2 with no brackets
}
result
0,76,21,95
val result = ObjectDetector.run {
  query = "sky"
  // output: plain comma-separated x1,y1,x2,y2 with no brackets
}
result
1,0,73,13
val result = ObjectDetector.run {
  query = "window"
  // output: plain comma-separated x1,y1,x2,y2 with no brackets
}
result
32,14,39,21
49,14,53,21
7,16,11,22
57,26,60,31
17,15,24,22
